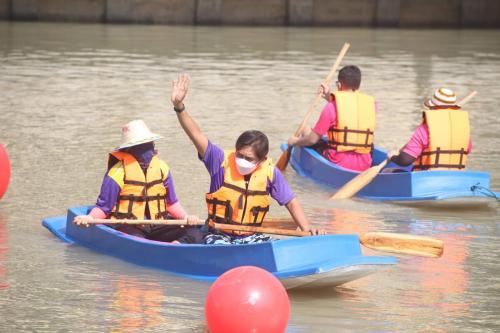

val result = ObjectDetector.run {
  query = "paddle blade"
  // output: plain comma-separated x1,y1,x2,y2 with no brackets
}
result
360,232,444,258
330,160,388,199
275,146,292,171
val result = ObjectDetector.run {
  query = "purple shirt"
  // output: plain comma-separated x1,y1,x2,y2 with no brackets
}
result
199,141,295,206
95,161,179,216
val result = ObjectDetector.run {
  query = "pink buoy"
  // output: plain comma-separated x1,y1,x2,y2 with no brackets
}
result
205,266,290,333
0,144,10,199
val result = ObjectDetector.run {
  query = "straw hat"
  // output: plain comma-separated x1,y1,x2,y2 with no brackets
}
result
116,119,163,150
424,87,457,108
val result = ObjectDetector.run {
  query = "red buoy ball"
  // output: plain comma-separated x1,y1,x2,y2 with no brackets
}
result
0,144,10,199
205,266,290,333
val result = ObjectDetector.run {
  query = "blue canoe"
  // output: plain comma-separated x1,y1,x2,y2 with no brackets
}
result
282,143,499,205
42,206,396,290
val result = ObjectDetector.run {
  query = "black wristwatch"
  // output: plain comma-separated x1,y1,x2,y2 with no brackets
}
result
174,103,185,113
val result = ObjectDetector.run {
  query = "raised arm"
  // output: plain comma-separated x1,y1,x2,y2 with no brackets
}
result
170,74,209,158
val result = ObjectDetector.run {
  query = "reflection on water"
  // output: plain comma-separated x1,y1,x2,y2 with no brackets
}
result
110,278,167,332
0,216,8,290
0,21,499,332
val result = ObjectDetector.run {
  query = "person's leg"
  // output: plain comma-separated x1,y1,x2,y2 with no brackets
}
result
112,224,147,238
176,227,205,244
308,139,328,155
147,225,187,242
203,231,233,245
233,233,273,244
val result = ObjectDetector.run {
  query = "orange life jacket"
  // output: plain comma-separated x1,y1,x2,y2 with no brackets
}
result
414,105,470,171
327,91,376,154
108,151,169,220
206,151,274,234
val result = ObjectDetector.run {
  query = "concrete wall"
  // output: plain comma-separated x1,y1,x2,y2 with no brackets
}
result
312,0,377,26
399,0,461,27
0,0,10,19
107,0,196,24
11,0,105,21
462,0,500,27
3,0,500,27
197,0,286,25
376,0,400,27
38,0,105,22
12,0,38,20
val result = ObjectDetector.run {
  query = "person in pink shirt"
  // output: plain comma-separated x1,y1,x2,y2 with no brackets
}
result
389,88,472,171
288,65,377,172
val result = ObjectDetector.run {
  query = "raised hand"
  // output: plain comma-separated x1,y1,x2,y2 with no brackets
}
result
171,73,190,108
319,83,330,101
386,149,400,160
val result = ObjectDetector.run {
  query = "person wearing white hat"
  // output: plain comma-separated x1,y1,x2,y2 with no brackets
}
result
73,120,201,243
388,87,472,171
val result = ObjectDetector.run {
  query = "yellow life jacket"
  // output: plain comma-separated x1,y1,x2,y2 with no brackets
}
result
327,91,376,154
206,151,274,233
414,106,470,171
108,151,170,220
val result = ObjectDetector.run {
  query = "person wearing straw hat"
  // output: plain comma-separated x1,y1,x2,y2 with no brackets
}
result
170,74,323,245
73,119,201,243
388,88,472,171
287,65,377,171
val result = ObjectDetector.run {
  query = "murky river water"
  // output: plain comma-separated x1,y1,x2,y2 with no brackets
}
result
0,22,499,332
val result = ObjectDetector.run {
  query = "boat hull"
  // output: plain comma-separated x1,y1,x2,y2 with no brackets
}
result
283,143,498,203
42,206,396,290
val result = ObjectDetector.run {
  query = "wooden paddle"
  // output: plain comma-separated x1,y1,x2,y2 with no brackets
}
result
77,218,443,257
76,217,294,226
275,42,350,171
330,90,478,200
212,223,443,258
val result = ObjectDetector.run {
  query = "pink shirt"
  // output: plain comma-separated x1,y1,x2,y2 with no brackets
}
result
312,101,374,172
402,123,472,159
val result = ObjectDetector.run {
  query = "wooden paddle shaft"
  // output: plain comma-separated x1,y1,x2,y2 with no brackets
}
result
79,217,294,226
78,218,443,258
295,42,350,136
458,90,477,107
213,223,311,236
330,159,388,199
213,223,443,258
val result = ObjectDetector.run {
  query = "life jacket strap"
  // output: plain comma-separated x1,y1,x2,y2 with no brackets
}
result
414,147,467,170
328,126,374,150
124,178,163,189
111,194,137,220
221,182,268,196
250,206,269,224
206,197,233,224
117,194,166,202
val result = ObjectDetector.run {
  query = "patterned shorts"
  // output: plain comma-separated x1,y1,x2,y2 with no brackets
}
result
204,232,273,245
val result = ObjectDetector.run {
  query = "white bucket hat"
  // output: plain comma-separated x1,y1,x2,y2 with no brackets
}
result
424,87,457,108
116,119,163,150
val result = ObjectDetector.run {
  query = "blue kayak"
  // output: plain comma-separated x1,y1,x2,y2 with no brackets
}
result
282,143,499,204
42,206,396,290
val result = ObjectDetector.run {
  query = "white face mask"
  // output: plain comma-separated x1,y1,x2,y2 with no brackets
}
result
236,157,257,176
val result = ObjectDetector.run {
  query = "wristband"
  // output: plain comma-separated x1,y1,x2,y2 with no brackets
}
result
173,103,185,113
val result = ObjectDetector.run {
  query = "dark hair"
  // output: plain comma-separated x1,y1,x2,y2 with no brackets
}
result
235,130,269,160
338,65,361,90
